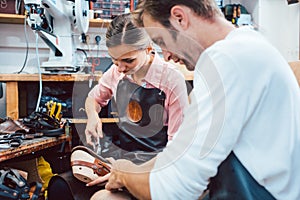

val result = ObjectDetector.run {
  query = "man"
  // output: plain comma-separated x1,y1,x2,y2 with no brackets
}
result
92,0,300,199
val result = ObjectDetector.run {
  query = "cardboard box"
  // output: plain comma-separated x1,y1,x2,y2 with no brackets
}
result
0,0,17,14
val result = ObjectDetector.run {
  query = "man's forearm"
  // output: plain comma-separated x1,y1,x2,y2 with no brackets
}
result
108,158,156,199
121,158,157,199
122,170,151,200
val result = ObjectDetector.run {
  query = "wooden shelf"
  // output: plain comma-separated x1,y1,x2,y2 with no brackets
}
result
89,18,111,28
0,72,192,120
65,118,119,124
0,73,103,120
0,13,25,24
0,69,192,81
0,13,111,27
0,73,102,82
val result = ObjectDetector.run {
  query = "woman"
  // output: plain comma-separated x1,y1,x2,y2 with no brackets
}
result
85,13,189,160
48,13,189,200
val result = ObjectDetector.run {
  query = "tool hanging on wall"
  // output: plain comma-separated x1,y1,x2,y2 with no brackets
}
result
222,4,247,26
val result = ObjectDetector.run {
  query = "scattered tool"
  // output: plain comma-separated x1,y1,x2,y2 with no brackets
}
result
0,132,40,148
55,103,62,120
50,101,57,118
93,137,102,155
46,100,62,121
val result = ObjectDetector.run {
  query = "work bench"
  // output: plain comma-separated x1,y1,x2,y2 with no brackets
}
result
0,134,70,163
0,73,100,177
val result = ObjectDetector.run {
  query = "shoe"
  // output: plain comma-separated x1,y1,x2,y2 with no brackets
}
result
0,117,35,134
70,146,111,184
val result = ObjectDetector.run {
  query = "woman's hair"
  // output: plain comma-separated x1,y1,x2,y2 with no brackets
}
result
133,0,223,28
106,13,151,49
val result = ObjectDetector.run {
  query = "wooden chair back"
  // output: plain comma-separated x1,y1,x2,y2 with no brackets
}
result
289,61,300,86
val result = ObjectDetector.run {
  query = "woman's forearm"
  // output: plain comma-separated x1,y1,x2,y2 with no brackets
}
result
85,96,101,117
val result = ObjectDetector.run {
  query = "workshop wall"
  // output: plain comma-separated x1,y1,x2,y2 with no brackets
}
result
256,0,299,61
0,0,299,74
0,25,111,118
0,24,110,74
0,0,299,118
224,0,299,61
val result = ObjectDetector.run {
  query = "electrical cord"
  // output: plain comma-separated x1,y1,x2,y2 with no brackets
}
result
16,15,30,74
35,33,43,112
76,48,88,61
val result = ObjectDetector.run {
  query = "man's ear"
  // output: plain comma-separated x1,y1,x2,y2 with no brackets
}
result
170,5,189,30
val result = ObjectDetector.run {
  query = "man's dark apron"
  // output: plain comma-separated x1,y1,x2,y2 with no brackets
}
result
204,152,276,200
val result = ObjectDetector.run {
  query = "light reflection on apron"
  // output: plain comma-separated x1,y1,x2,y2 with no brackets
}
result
112,78,167,152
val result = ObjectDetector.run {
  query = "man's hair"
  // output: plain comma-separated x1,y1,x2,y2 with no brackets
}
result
106,13,151,49
133,0,222,28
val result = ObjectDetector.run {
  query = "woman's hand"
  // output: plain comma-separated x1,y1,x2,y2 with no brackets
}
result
85,113,103,147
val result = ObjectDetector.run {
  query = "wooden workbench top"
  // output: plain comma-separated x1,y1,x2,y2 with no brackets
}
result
0,134,70,162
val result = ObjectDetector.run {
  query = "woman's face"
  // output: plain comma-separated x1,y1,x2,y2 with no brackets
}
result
108,44,148,75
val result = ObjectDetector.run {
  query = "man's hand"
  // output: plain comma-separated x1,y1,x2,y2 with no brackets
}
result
86,173,111,187
86,157,113,187
87,158,136,190
105,158,134,191
104,158,153,199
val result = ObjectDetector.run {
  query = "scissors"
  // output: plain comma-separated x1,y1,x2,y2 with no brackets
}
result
93,137,102,155
90,57,101,70
88,57,101,74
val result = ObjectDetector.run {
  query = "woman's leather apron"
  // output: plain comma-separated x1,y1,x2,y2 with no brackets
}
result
115,78,167,149
103,78,167,163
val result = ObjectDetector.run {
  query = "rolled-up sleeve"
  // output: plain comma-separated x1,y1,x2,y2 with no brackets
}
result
88,66,119,107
